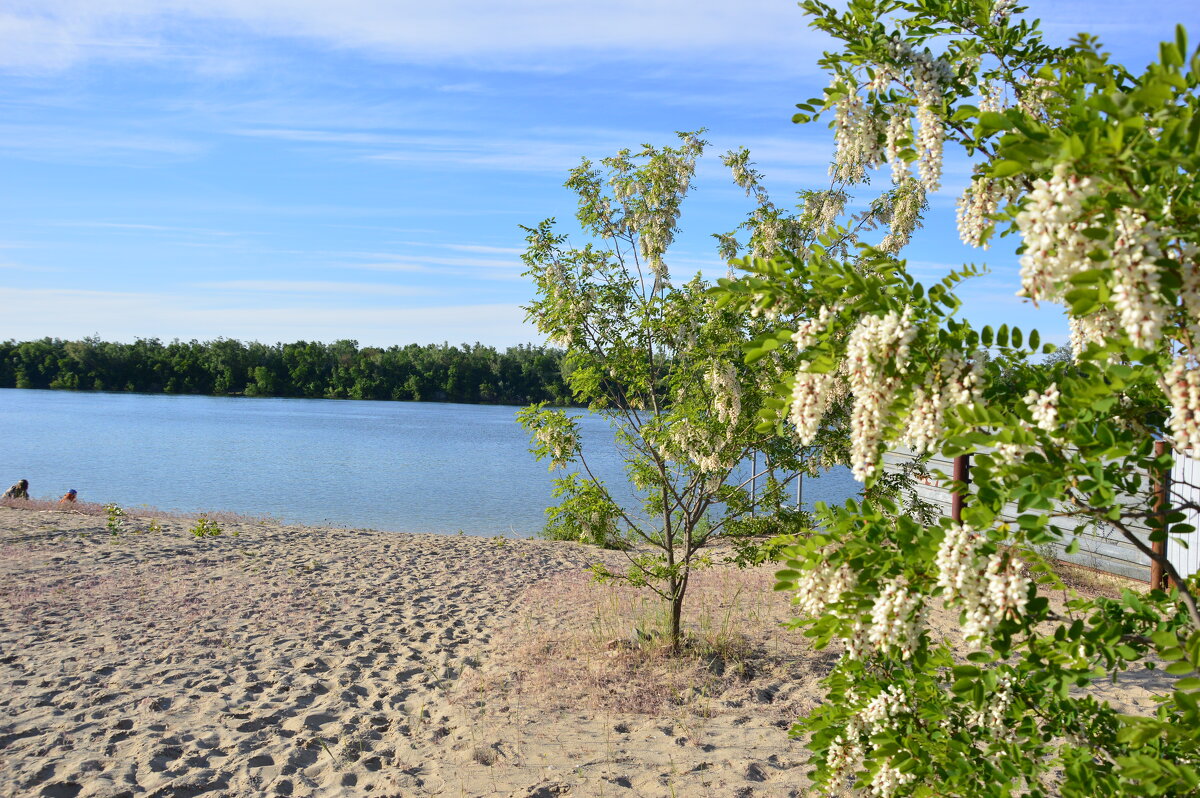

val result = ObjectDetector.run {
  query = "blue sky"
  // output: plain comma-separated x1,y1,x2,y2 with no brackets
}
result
0,1,1196,349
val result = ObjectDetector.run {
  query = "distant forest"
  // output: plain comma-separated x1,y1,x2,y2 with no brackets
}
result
0,337,575,406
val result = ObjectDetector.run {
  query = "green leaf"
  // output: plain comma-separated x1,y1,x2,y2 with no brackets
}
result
989,159,1024,178
1029,329,1040,350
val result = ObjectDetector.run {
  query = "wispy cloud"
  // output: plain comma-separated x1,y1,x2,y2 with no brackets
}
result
198,280,437,296
234,126,641,174
0,1,824,74
0,123,204,163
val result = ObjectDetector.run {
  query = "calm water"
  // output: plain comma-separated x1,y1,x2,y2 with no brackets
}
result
0,389,858,536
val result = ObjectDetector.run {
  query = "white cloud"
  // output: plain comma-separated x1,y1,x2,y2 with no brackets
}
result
0,1,824,73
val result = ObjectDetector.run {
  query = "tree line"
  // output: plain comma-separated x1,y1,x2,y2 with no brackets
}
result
0,337,575,406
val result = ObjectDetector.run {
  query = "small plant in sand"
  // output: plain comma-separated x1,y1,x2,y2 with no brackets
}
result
147,518,163,534
103,504,125,536
189,515,222,538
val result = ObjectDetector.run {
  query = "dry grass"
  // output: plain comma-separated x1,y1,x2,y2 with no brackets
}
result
459,563,836,726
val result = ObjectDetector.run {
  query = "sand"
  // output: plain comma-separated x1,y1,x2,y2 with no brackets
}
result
0,506,1177,797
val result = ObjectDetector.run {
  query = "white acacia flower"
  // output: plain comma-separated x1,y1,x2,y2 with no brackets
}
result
1023,383,1060,433
936,525,1029,643
1015,164,1099,303
1167,358,1200,452
867,577,925,659
845,308,917,480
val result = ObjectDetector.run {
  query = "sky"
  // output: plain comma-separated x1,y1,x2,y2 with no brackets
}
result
1,1,1197,349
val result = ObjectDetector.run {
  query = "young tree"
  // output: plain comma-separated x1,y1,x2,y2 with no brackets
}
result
518,133,816,649
720,1,1200,795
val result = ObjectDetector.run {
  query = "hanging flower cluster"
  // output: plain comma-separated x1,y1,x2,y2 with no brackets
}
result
800,190,848,235
707,361,742,425
1166,357,1200,452
529,416,579,470
791,304,839,351
901,350,983,454
956,174,1011,249
793,560,858,616
935,524,1030,644
879,176,926,253
1015,164,1100,302
831,81,884,183
826,686,915,796
1109,209,1168,350
868,577,925,659
869,761,917,798
1023,383,1060,433
789,370,839,444
966,674,1016,736
1068,310,1120,359
884,112,912,184
666,417,729,473
845,308,917,480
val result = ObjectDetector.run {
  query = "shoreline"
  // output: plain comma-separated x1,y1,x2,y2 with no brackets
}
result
0,507,1174,797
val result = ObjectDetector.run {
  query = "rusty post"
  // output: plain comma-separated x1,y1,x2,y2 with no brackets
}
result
1150,439,1170,590
951,453,971,524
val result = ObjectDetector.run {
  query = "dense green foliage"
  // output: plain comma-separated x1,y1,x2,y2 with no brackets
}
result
714,1,1200,795
0,336,573,406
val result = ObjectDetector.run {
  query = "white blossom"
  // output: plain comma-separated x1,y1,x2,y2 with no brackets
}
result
1015,164,1100,302
1167,357,1200,452
869,760,916,798
884,110,913,184
794,561,857,616
868,577,925,659
880,177,926,253
831,81,884,183
845,308,917,480
791,304,837,351
1068,311,1119,359
707,361,742,425
1023,383,1060,433
956,174,1010,249
936,525,1029,643
1109,209,1167,350
915,105,945,193
789,370,839,444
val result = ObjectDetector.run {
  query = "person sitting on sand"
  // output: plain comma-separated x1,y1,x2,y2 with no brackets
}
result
2,479,28,500
58,489,77,504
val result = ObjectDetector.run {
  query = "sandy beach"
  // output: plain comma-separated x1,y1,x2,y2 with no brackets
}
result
0,505,1175,797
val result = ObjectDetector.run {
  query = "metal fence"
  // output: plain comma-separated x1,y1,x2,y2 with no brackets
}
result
1168,450,1200,583
883,447,1159,582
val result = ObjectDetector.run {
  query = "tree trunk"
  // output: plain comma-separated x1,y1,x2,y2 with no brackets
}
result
669,589,684,652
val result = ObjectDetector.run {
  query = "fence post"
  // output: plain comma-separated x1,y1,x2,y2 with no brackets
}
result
951,454,971,524
1150,439,1170,590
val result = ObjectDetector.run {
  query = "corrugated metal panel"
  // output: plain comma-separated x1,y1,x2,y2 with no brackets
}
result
1168,450,1200,581
884,446,1153,582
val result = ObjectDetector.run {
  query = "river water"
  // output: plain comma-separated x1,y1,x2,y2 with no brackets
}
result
0,389,858,536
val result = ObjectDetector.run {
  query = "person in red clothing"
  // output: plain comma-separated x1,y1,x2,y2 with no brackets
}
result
58,489,77,504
